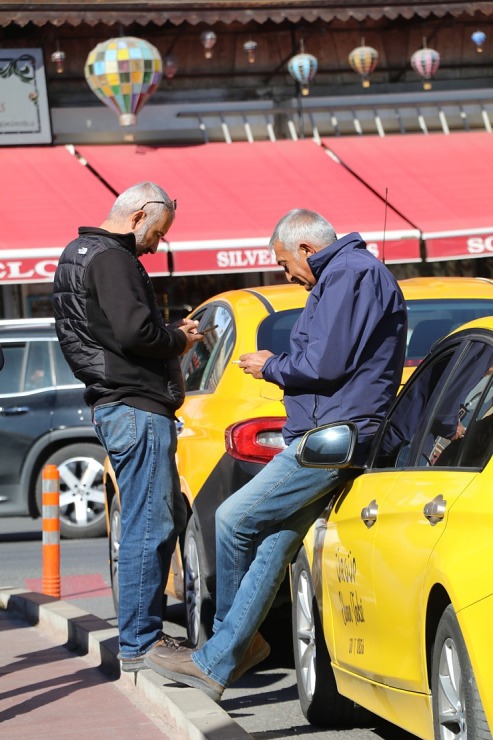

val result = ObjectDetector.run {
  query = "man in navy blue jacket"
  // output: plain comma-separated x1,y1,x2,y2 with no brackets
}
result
144,208,408,700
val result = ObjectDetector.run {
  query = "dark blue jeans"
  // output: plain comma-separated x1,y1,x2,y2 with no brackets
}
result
93,402,185,659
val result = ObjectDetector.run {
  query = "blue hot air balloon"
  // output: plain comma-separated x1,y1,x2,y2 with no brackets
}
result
472,30,486,52
287,52,318,96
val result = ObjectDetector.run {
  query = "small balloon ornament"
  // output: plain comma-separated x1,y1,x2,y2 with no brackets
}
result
471,30,486,52
84,36,163,127
201,31,217,59
288,49,318,96
348,44,379,88
163,55,178,80
410,45,440,90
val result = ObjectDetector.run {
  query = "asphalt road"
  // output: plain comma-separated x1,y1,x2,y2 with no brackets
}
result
0,517,419,740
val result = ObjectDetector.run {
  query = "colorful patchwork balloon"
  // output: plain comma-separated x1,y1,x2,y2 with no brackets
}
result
84,37,162,126
348,45,379,88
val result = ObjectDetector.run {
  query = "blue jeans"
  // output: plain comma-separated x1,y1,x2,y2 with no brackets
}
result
192,438,353,686
93,402,186,659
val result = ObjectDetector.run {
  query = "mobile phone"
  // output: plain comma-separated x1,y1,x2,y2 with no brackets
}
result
200,324,219,334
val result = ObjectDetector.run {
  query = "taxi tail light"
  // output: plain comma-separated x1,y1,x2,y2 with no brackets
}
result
225,417,286,464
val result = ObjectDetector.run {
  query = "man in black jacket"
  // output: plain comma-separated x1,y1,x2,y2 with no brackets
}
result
53,182,202,672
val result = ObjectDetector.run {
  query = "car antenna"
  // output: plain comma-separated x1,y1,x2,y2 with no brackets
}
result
382,187,388,265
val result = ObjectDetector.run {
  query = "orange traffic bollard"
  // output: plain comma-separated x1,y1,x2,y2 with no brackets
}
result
41,464,61,599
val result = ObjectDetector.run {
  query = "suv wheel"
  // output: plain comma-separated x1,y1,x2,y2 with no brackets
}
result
36,443,106,539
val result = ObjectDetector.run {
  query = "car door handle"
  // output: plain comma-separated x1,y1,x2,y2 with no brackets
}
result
424,494,447,526
0,406,30,416
361,499,378,528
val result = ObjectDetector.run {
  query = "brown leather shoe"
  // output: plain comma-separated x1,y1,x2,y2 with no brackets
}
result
118,633,191,673
144,643,224,702
231,633,271,683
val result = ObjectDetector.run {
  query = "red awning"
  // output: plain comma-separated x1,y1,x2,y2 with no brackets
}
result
324,132,493,262
0,146,118,284
76,140,421,274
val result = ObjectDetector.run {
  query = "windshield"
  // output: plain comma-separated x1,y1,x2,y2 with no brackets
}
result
405,299,493,366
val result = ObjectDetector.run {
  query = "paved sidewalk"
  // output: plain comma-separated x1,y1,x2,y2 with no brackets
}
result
0,608,176,739
0,589,251,740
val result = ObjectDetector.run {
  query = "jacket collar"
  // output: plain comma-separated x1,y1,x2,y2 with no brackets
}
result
78,227,137,254
307,232,366,281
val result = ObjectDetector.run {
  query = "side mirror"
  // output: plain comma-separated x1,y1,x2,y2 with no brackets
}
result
296,422,358,468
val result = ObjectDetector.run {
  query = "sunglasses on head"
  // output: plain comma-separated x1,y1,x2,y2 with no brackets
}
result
139,199,177,211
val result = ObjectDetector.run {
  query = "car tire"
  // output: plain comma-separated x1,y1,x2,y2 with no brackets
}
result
432,604,490,739
292,548,354,728
183,514,214,647
108,494,121,613
35,443,106,539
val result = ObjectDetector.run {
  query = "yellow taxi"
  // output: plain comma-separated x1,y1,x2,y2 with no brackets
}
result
292,316,493,738
104,277,493,645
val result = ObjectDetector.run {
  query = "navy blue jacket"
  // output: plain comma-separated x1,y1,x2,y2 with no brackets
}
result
262,232,407,447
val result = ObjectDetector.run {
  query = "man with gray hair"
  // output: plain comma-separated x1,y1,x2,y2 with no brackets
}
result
53,182,203,672
144,208,408,701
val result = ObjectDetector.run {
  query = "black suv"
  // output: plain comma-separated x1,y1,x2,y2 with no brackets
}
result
0,319,105,538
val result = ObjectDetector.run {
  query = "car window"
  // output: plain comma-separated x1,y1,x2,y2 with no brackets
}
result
405,299,493,367
53,341,82,386
25,340,54,390
424,342,493,469
182,306,233,392
0,343,26,394
371,347,461,469
256,309,302,354
372,339,493,470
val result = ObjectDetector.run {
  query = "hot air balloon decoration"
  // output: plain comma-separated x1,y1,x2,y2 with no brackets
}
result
471,30,486,52
288,43,318,96
163,55,178,80
51,46,66,74
348,43,379,88
410,43,440,90
201,31,217,59
84,36,163,127
243,39,258,64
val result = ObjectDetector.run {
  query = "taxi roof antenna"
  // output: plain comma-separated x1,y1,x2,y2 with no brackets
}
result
382,187,388,265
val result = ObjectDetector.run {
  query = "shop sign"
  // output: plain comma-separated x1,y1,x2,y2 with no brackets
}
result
426,232,493,261
0,258,58,283
170,245,279,275
0,48,52,145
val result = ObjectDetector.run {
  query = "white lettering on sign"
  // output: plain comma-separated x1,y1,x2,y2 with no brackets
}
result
467,235,493,254
0,259,58,281
216,249,277,269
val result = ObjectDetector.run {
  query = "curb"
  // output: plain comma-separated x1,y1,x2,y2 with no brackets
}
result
0,588,252,740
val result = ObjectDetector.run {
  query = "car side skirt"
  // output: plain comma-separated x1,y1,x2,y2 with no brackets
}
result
332,664,433,740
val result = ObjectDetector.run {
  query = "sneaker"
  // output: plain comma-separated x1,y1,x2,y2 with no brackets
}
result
231,633,270,683
118,633,190,673
144,643,224,702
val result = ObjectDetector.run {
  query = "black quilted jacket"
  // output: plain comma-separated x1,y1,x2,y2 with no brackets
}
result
53,227,187,416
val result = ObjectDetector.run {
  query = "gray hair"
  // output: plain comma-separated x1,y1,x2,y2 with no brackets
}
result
108,182,175,227
269,209,337,255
